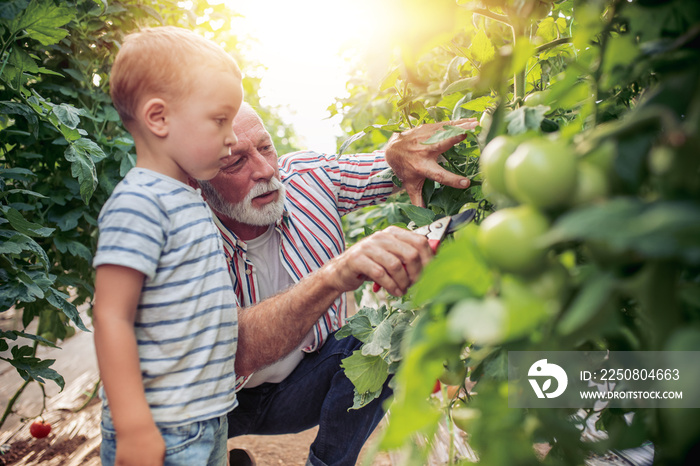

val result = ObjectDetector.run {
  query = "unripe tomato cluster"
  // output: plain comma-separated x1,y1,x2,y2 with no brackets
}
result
476,134,612,283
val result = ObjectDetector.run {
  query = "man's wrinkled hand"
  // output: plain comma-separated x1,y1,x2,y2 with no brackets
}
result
328,226,433,297
385,118,478,207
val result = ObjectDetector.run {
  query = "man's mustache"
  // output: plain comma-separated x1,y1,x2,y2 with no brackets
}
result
246,178,283,202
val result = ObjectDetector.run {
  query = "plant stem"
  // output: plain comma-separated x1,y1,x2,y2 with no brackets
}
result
38,382,47,418
73,378,101,413
0,340,40,430
471,8,512,27
535,37,573,55
513,24,527,105
0,379,31,430
444,384,456,465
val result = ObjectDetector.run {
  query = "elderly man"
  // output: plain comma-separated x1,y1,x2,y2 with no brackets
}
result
196,103,476,466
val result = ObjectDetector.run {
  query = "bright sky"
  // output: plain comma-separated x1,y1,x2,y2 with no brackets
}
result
223,0,389,154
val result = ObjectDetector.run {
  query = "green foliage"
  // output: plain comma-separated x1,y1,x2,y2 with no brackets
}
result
336,0,700,463
0,0,298,428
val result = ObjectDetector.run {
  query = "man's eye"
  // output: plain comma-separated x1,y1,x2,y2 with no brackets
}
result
226,157,244,169
260,145,272,152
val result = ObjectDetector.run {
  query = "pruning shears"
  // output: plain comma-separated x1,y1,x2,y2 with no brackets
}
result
371,208,477,292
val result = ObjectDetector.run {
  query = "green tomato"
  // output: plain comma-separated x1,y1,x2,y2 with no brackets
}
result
477,206,550,273
523,90,549,107
520,260,571,303
504,138,577,209
438,357,468,386
479,135,519,196
571,162,609,206
40,331,57,344
451,400,481,432
64,326,76,339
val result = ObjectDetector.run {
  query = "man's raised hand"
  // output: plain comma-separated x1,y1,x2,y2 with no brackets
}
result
385,118,478,207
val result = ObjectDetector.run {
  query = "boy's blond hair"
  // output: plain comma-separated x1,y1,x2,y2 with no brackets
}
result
110,26,241,128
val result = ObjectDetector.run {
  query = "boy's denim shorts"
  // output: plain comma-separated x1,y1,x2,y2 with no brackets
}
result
100,406,228,466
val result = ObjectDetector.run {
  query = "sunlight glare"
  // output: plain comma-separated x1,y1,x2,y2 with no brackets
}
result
223,0,392,153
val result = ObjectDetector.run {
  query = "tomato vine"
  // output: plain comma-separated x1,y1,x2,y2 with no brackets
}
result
336,0,700,463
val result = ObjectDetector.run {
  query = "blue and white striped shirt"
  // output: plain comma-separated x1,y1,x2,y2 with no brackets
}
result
94,168,238,426
213,151,394,390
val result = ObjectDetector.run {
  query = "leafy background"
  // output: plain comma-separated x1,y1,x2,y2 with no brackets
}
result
0,0,298,428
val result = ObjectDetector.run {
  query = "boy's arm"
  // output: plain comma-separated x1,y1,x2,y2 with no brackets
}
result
93,264,166,466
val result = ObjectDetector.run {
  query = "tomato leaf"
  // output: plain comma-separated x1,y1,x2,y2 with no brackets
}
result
47,288,89,332
340,351,388,397
557,273,616,336
505,106,549,135
412,224,493,305
10,0,74,45
4,208,54,237
422,124,470,145
398,204,435,227
545,199,700,264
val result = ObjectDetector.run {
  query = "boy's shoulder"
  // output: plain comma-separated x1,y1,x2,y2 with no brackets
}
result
109,168,193,201
101,168,199,219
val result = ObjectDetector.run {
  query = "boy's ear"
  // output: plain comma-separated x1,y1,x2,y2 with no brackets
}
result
142,98,169,137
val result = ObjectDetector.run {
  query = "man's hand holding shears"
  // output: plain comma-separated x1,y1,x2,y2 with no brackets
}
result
369,209,477,293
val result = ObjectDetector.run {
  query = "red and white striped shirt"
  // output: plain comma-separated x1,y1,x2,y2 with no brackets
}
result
213,150,394,390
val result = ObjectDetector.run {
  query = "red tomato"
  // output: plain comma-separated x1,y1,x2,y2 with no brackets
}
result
30,420,52,438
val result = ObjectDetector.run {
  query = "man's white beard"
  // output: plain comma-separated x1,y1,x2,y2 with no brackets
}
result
199,178,285,226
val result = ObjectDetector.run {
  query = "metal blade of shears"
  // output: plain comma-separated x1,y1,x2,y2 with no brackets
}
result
412,208,477,252
445,208,477,235
369,209,477,292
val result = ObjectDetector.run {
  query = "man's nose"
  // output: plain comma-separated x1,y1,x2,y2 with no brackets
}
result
250,150,276,180
226,130,238,149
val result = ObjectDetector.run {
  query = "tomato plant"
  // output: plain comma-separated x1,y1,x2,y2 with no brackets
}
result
335,0,700,464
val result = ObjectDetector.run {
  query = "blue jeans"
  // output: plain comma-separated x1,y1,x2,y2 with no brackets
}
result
100,407,228,466
227,333,392,466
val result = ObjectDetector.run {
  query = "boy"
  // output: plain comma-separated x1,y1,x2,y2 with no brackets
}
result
92,26,243,466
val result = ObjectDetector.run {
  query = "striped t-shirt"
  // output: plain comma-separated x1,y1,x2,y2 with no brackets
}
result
93,168,238,426
213,150,394,390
